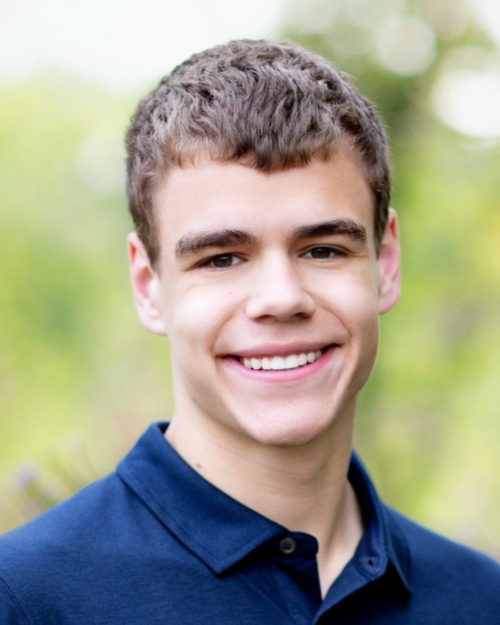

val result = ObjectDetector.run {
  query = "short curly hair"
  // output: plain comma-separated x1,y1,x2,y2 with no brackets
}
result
126,39,391,266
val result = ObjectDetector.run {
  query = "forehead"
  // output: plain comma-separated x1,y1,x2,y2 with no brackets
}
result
153,147,375,251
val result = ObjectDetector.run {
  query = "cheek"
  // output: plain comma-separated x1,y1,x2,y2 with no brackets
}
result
166,284,236,356
344,280,381,374
348,291,380,357
316,269,380,330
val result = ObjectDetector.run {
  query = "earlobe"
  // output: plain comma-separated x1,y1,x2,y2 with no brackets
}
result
378,208,401,314
128,232,167,335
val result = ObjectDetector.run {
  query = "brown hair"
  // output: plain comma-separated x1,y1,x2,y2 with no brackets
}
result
126,39,391,266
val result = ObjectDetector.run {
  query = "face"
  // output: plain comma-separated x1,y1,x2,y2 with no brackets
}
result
129,146,400,448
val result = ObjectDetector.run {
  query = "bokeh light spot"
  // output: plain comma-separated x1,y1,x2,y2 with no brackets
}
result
433,70,500,138
377,17,436,76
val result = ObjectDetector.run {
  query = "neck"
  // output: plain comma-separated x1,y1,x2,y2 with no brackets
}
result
166,404,363,596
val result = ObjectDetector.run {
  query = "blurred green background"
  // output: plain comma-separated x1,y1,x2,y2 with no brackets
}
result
1,0,500,558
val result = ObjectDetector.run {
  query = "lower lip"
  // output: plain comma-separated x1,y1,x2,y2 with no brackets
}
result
224,345,336,383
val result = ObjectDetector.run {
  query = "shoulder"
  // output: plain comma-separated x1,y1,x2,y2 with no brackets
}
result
0,464,201,624
0,471,130,553
0,473,134,622
384,505,500,613
386,505,500,576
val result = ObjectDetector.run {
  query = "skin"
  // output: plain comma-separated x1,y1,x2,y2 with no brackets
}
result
128,145,400,595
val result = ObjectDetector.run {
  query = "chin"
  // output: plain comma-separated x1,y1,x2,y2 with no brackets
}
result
241,411,336,449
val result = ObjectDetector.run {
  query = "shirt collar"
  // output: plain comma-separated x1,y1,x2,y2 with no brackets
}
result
348,453,411,593
117,422,284,573
117,422,411,592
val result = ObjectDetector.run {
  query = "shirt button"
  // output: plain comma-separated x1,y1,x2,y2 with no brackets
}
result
279,537,297,555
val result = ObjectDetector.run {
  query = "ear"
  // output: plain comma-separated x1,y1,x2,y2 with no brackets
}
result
128,232,167,335
378,208,401,314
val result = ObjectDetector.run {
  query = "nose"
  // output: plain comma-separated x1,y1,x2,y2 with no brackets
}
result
245,254,316,322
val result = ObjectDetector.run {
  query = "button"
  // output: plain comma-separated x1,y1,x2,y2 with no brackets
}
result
279,537,297,555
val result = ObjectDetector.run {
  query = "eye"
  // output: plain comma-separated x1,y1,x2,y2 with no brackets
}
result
303,246,345,259
205,254,243,269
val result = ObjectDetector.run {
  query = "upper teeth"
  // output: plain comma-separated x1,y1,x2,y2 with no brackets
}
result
242,350,322,371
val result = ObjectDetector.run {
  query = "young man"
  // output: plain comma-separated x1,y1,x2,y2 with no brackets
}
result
1,40,499,624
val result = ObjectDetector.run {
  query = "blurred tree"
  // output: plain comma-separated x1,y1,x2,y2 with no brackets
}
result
0,73,173,531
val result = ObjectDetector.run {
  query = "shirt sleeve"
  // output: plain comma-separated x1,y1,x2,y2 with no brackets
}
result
0,577,30,625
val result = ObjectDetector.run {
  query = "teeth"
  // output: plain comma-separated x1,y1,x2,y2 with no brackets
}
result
240,349,325,371
262,357,272,370
271,356,285,370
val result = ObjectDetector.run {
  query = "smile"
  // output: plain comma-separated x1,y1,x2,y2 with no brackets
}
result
238,349,325,371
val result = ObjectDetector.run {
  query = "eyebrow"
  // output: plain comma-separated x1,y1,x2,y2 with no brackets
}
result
291,219,367,243
175,229,257,257
175,218,367,259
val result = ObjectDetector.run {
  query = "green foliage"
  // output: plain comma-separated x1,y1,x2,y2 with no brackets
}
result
0,72,173,530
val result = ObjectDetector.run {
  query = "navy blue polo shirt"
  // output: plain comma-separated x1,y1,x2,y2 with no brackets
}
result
1,422,499,624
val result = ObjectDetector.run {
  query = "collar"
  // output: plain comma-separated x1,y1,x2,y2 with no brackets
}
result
117,422,283,573
346,453,411,593
117,422,411,594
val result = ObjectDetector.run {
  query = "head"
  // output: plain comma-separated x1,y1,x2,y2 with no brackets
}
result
126,40,400,451
125,39,391,268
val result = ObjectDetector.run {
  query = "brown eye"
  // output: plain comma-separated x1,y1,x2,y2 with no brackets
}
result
208,254,241,268
306,247,336,259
